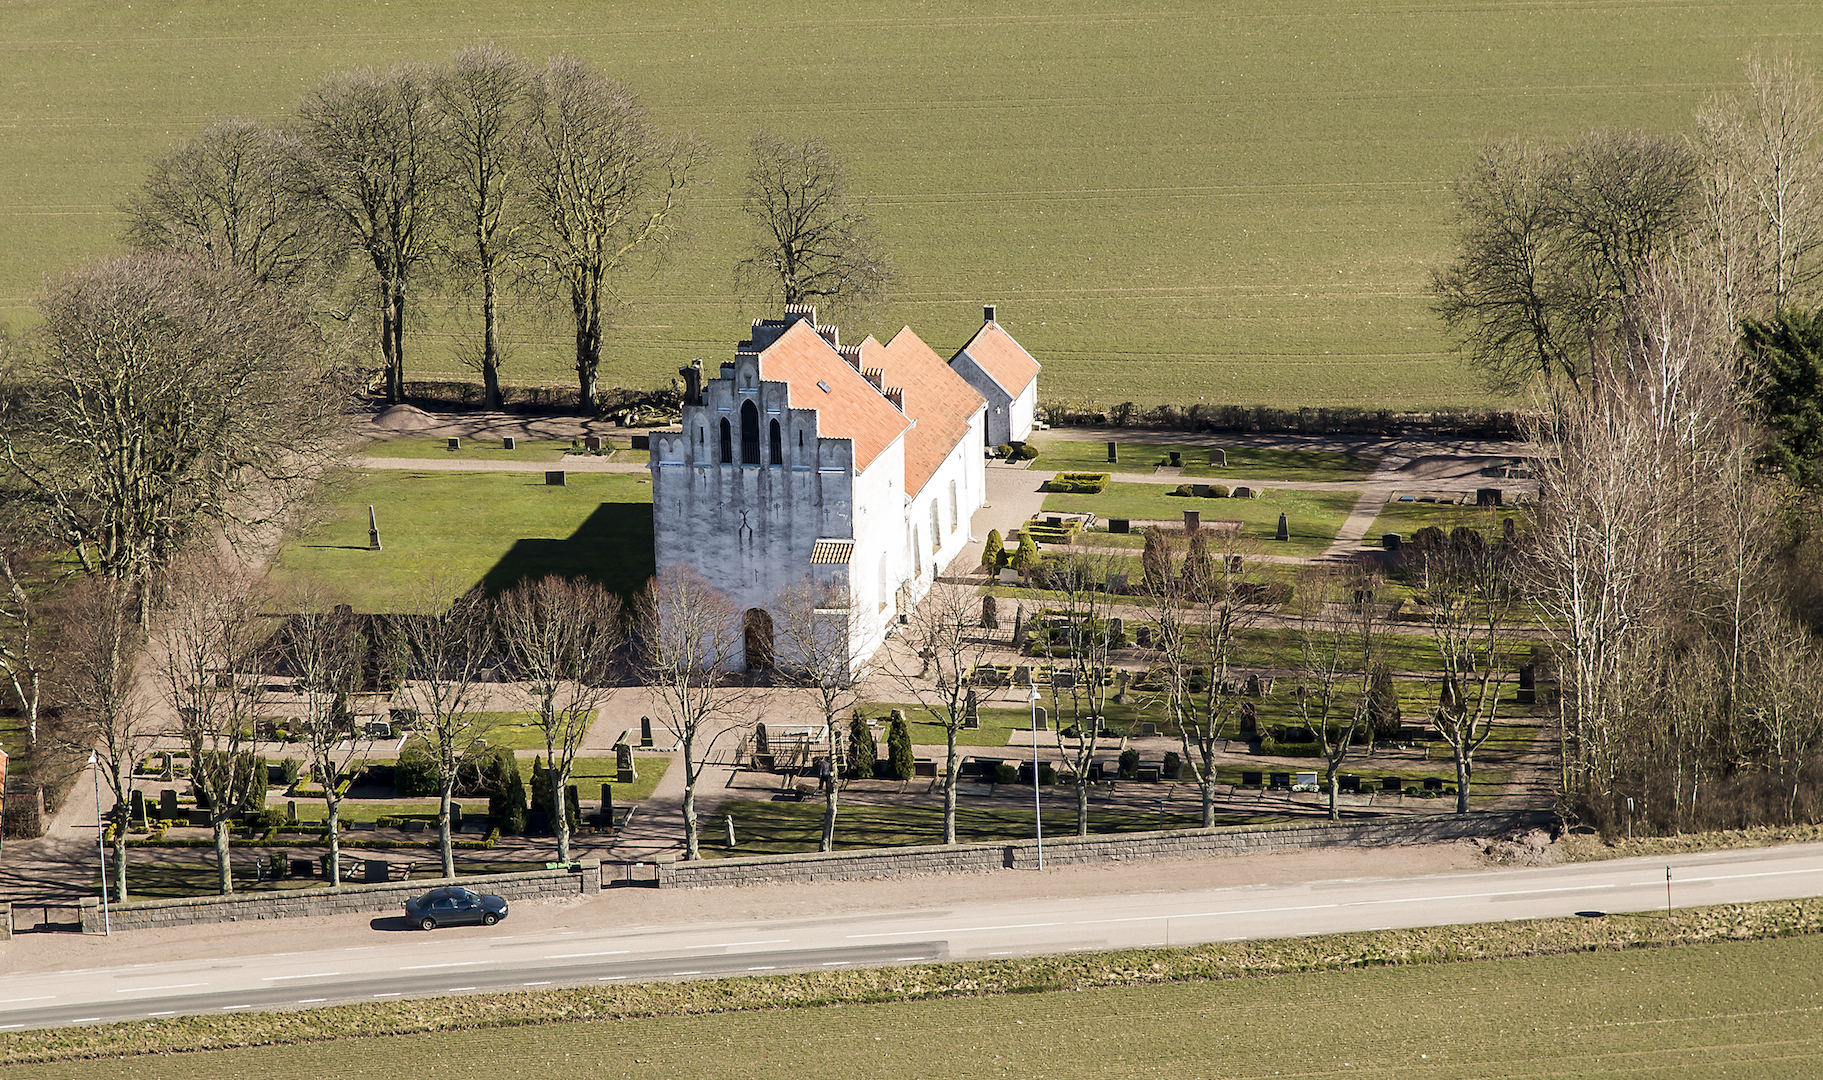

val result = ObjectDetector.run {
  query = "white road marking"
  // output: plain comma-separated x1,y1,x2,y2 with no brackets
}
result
746,966,776,971
402,961,484,970
848,920,1065,939
373,993,401,998
822,961,850,966
146,1011,176,1017
116,984,207,993
0,997,55,1004
262,972,342,981
545,950,631,959
0,1024,24,1030
684,939,789,949
297,999,326,1004
445,987,476,992
221,1005,252,1011
598,976,625,981
67,1018,101,1024
522,982,552,986
671,971,701,976
894,957,925,962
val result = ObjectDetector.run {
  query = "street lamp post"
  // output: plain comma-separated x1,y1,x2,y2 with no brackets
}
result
1031,687,1043,870
88,752,111,935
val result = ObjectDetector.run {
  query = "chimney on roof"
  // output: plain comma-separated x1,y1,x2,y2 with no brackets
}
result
863,367,885,391
885,387,904,412
984,304,997,324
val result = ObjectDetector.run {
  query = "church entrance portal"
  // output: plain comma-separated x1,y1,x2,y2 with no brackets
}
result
743,608,775,670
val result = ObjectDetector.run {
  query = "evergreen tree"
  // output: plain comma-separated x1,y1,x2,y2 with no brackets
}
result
847,712,877,779
1367,664,1402,743
887,714,915,781
1141,527,1174,596
981,529,1005,568
1744,308,1823,489
1012,530,1040,576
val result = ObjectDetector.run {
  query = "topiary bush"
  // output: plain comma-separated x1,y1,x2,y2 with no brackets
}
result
994,762,1019,785
981,529,1005,568
1206,484,1230,498
1011,443,1039,461
887,715,915,781
1163,751,1182,780
1118,748,1140,780
395,744,441,797
1172,484,1195,496
847,713,877,780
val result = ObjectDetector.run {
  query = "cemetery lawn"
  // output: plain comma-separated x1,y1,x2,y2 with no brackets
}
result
709,800,1265,855
1364,498,1525,540
273,469,654,610
359,436,578,463
1040,483,1357,558
1036,441,1380,482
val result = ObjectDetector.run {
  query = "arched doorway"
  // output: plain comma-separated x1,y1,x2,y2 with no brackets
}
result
743,608,775,670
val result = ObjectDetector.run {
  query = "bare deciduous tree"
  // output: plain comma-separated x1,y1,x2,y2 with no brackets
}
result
276,593,373,886
1040,547,1124,837
391,588,493,878
737,130,894,318
771,579,861,852
432,45,535,409
1424,527,1517,814
891,581,994,846
296,63,443,404
526,56,702,410
123,118,335,292
495,575,625,864
635,565,742,861
1292,566,1373,822
0,542,51,747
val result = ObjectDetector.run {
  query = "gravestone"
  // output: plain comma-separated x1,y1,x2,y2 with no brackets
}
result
964,689,980,729
1183,509,1201,532
1109,616,1125,647
545,470,566,486
1046,516,1062,528
1233,486,1253,499
1245,674,1262,697
1139,721,1156,737
999,567,1021,585
1423,776,1443,792
503,436,516,450
1276,513,1289,541
1107,441,1118,463
1239,702,1257,734
1169,450,1182,467
367,504,382,551
1340,774,1360,793
600,784,613,823
1504,517,1517,542
616,742,636,784
1193,483,1211,497
630,434,650,451
1382,776,1403,792
1518,664,1536,705
1011,609,1027,649
982,594,1000,629
160,788,178,820
447,437,461,451
1115,669,1130,704
290,857,314,878
1269,772,1291,790
130,789,144,822
1383,533,1402,551
640,715,654,748
1228,554,1244,573
286,800,297,823
1241,769,1262,787
1136,625,1152,648
365,860,390,884
584,435,601,452
1476,487,1503,507
1109,518,1130,534
1014,665,1032,687
1209,448,1227,467
1032,706,1047,732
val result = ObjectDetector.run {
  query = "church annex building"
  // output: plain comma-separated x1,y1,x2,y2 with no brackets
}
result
648,304,1041,673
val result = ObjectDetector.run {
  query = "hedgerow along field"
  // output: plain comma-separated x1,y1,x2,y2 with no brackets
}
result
1,1,1810,411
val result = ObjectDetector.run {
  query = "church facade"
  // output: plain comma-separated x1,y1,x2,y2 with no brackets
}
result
648,305,1039,672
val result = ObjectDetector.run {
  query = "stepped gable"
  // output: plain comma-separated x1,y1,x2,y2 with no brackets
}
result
951,316,1041,398
755,316,910,471
877,326,987,496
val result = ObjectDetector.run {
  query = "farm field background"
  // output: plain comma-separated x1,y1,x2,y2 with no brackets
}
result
2,1,1813,411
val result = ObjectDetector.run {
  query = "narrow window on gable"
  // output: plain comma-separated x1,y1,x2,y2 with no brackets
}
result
948,480,959,533
769,419,782,466
740,400,761,465
719,418,732,464
878,553,889,612
929,502,942,553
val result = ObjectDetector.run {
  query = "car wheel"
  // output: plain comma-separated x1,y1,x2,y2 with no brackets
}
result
419,917,436,931
482,913,498,926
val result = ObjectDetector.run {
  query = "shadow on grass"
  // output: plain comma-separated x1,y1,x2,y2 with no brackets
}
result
476,500,655,599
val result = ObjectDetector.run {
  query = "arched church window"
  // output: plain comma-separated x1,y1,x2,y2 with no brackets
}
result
878,553,890,612
769,419,782,465
948,480,959,532
741,400,761,465
912,529,922,576
929,502,941,553
719,418,732,464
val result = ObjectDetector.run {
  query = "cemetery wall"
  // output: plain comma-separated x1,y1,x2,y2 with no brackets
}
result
76,862,601,934
655,811,1555,889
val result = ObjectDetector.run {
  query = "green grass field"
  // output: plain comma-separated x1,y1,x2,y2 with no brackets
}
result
1040,482,1359,556
273,470,655,610
1,1,1804,412
1037,440,1380,482
14,922,1823,1078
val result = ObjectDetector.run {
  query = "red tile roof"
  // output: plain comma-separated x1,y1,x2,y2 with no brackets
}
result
878,326,986,497
758,319,910,472
952,320,1041,398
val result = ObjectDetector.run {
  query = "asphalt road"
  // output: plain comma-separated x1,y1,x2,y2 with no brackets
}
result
7,842,1823,1033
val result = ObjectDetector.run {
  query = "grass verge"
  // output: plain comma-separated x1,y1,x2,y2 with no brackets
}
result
11,896,1823,1069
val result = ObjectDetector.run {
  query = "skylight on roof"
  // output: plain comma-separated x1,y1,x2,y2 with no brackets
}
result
817,380,830,392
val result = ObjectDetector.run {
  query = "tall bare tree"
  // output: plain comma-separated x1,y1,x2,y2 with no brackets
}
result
432,45,534,409
391,587,493,878
0,253,346,616
495,575,625,863
1040,546,1124,837
1424,527,1517,814
123,118,334,292
635,565,741,861
0,543,50,747
276,593,372,886
525,56,702,410
157,555,270,896
295,63,443,404
891,581,994,846
1293,566,1373,822
737,130,894,317
771,579,860,852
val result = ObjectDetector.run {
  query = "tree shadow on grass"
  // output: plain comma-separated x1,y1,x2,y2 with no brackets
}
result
475,500,655,600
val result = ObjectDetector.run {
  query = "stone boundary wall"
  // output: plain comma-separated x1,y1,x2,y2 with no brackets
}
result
656,811,1555,889
77,862,601,934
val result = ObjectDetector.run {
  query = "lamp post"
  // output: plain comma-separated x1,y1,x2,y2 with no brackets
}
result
88,752,110,935
1030,687,1044,870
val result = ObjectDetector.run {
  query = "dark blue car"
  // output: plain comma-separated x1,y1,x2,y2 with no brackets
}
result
404,886,508,930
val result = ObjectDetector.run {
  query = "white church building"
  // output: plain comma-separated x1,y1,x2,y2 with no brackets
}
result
648,304,1040,672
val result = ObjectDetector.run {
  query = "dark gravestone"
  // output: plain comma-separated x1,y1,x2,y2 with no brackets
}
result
503,436,516,450
1209,448,1227,467
1108,616,1125,647
1504,517,1517,542
1107,441,1118,463
1032,706,1047,732
1183,510,1201,532
1423,776,1444,792
1115,669,1130,704
1139,721,1156,737
1014,665,1032,687
160,788,179,820
1169,450,1182,467
1240,770,1262,787
1383,533,1402,551
1047,516,1062,528
545,470,566,486
601,784,613,821
584,435,601,452
640,715,654,748
964,689,980,729
365,860,390,884
448,437,461,451
1136,625,1153,648
130,789,145,823
630,434,650,451
1340,774,1360,793
1476,487,1503,507
1245,674,1262,697
1232,486,1253,499
1109,518,1130,534
1276,513,1289,541
1269,771,1291,790
1518,664,1537,705
982,594,1000,629
616,742,636,784
1382,776,1403,792
914,759,938,778
290,858,314,878
1193,483,1211,497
